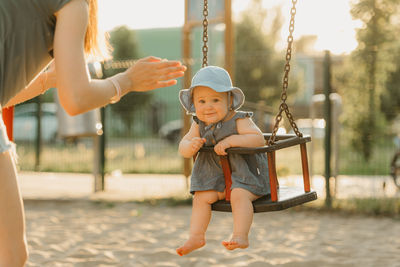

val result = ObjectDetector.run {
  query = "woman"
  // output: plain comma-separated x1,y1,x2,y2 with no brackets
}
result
0,0,186,265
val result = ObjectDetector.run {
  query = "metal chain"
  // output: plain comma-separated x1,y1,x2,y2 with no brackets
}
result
269,0,302,146
202,0,209,67
103,59,136,70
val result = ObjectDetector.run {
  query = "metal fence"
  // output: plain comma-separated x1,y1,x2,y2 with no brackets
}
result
14,94,398,178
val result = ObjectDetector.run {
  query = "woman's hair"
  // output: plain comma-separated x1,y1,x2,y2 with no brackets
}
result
84,0,99,55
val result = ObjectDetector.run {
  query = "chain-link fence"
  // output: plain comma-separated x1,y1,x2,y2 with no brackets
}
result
14,97,398,178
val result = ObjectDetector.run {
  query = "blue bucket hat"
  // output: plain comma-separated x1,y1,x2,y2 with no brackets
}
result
179,66,245,114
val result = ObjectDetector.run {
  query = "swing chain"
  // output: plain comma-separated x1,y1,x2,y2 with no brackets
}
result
269,0,302,146
202,0,209,67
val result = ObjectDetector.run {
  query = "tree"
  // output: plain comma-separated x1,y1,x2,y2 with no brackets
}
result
339,0,399,160
104,26,152,136
381,47,400,122
234,0,286,107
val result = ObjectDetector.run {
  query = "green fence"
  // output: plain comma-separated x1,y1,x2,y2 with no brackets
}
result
14,99,397,177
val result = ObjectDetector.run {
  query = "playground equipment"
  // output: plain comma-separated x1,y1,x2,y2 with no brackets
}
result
189,0,317,212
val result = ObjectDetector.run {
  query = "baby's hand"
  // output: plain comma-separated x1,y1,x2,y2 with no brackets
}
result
190,137,206,154
214,140,231,156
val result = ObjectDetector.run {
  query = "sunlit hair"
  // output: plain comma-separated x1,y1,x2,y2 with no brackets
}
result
84,0,99,55
84,0,112,61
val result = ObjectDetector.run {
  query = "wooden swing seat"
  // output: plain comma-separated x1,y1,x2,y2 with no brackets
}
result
212,186,317,213
197,133,317,213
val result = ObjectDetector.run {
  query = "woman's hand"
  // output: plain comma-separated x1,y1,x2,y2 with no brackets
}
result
122,56,186,94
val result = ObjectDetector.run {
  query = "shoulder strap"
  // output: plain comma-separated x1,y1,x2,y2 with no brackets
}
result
193,116,200,124
234,111,253,120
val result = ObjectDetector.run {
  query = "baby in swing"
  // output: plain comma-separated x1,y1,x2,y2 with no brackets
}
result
176,66,270,256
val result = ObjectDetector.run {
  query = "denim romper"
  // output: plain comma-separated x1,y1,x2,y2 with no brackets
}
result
190,111,270,196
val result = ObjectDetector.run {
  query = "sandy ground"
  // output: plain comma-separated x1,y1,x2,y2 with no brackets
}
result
24,200,400,267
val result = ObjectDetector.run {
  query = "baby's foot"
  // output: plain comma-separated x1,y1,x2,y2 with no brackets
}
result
176,236,205,256
222,236,249,250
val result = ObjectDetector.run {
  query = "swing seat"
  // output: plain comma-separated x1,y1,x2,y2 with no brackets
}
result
212,186,317,212
198,133,317,213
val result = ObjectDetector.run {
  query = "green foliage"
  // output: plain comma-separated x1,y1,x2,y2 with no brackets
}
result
336,0,400,161
335,198,400,217
108,26,138,60
234,0,286,106
381,48,400,122
104,26,152,135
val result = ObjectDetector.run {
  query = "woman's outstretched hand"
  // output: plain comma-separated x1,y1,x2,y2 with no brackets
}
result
124,56,186,93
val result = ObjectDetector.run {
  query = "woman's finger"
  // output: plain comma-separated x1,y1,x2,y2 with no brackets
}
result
142,56,162,62
157,71,185,83
155,60,183,69
155,80,178,88
158,66,187,77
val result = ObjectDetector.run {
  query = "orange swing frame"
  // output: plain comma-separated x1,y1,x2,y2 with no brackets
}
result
196,134,316,213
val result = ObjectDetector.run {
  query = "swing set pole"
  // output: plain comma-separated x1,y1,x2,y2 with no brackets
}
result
224,0,233,77
182,0,233,180
182,0,193,180
323,50,333,208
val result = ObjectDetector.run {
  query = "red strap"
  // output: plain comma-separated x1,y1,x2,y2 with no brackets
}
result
2,107,14,141
220,156,232,201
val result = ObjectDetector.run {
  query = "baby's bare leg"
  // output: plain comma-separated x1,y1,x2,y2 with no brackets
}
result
176,190,224,256
222,188,260,250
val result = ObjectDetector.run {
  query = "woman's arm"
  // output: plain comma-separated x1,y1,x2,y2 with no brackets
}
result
214,117,265,155
4,62,57,107
54,0,185,116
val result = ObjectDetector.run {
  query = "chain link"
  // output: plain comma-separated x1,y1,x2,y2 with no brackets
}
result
103,59,136,70
269,0,302,146
202,0,209,67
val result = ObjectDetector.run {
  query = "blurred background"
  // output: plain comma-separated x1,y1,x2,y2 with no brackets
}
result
12,0,400,192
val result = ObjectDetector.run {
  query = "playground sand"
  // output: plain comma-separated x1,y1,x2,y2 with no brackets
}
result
24,200,400,267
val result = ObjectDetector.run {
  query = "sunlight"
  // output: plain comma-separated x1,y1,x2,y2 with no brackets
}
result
294,0,361,54
97,0,185,31
98,0,360,55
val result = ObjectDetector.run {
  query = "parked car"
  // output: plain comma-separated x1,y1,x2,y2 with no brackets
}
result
13,103,58,142
159,120,182,144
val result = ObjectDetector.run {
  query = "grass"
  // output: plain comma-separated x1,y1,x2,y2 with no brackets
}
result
16,136,395,175
16,137,182,174
135,196,193,207
295,197,400,218
17,141,95,173
339,141,394,175
16,138,316,174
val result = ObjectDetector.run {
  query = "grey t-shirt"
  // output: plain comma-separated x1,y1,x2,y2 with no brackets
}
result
0,0,72,105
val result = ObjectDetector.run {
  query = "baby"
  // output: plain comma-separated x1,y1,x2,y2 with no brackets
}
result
176,66,270,256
